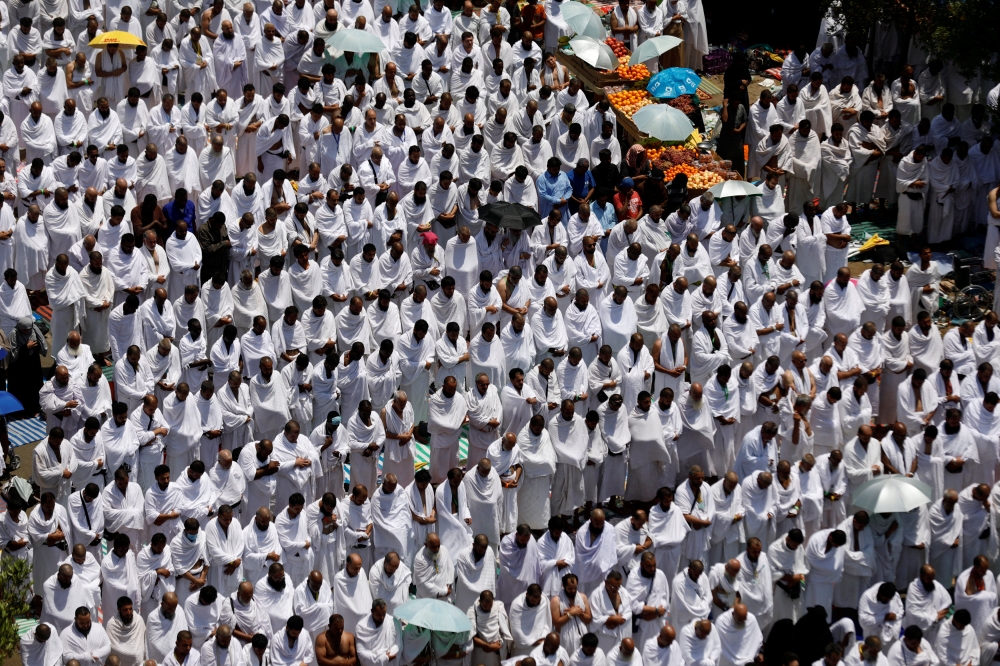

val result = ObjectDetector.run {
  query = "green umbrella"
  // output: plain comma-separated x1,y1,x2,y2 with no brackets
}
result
706,179,765,198
324,28,387,56
394,599,472,665
560,1,606,40
395,599,473,634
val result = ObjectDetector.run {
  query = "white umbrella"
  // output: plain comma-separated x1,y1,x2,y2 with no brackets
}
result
560,1,606,40
630,35,683,66
569,36,618,70
631,104,693,141
706,179,764,198
850,475,933,514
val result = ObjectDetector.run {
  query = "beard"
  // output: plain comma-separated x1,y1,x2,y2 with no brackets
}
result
268,577,286,591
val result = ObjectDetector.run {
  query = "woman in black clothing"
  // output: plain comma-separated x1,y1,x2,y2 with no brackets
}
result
724,51,752,110
640,168,667,210
663,172,688,215
715,87,748,177
7,316,47,417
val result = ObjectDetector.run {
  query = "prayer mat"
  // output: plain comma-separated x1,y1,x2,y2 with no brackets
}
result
8,415,46,448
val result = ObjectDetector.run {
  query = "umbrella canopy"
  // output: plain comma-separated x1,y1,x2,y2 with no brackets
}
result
394,599,472,665
324,28,386,56
646,67,701,99
569,36,618,70
630,35,683,66
851,475,933,514
706,179,764,198
560,2,606,40
89,31,146,47
630,104,694,142
479,201,542,230
0,391,23,416
395,599,472,633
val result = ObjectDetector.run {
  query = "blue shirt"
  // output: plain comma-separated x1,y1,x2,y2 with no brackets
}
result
536,170,573,218
568,169,596,208
569,169,596,195
162,199,196,236
592,200,617,252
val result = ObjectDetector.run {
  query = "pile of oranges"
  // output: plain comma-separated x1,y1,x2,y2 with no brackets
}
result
605,37,630,58
645,146,666,161
663,163,700,180
616,62,650,81
607,89,654,118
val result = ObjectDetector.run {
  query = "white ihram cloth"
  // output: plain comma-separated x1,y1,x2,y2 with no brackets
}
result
332,568,372,632
574,520,618,591
369,558,412,616
535,529,574,597
20,622,64,666
468,599,512,666
857,582,904,651
508,593,551,656
240,520,282,587
45,265,86,351
670,567,711,631
60,620,111,666
497,533,541,604
900,578,951,644
427,388,468,483
548,412,588,517
767,536,807,625
934,619,978,666
462,467,503,546
954,566,996,634
677,619,721,666
802,528,845,617
626,403,671,502
413,543,455,601
434,480,473,556
714,608,763,666
625,566,670,650
370,484,412,563
454,544,497,614
169,527,207,607
515,423,556,530
204,515,245,597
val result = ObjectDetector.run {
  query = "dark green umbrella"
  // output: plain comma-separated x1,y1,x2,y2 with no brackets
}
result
479,201,542,230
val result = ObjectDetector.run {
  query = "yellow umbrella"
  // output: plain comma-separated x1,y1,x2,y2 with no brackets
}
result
89,31,146,48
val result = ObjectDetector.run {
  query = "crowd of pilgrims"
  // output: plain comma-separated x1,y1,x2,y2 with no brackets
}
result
7,0,1000,665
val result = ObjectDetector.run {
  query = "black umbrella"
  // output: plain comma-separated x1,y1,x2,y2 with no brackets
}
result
478,201,542,230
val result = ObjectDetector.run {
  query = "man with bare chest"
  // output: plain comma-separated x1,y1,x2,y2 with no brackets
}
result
315,615,358,666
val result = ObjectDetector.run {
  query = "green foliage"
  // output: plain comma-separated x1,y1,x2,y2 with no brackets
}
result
0,557,33,661
817,0,1000,84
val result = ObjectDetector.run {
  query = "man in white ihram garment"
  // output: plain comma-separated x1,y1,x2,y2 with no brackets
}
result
802,527,847,618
